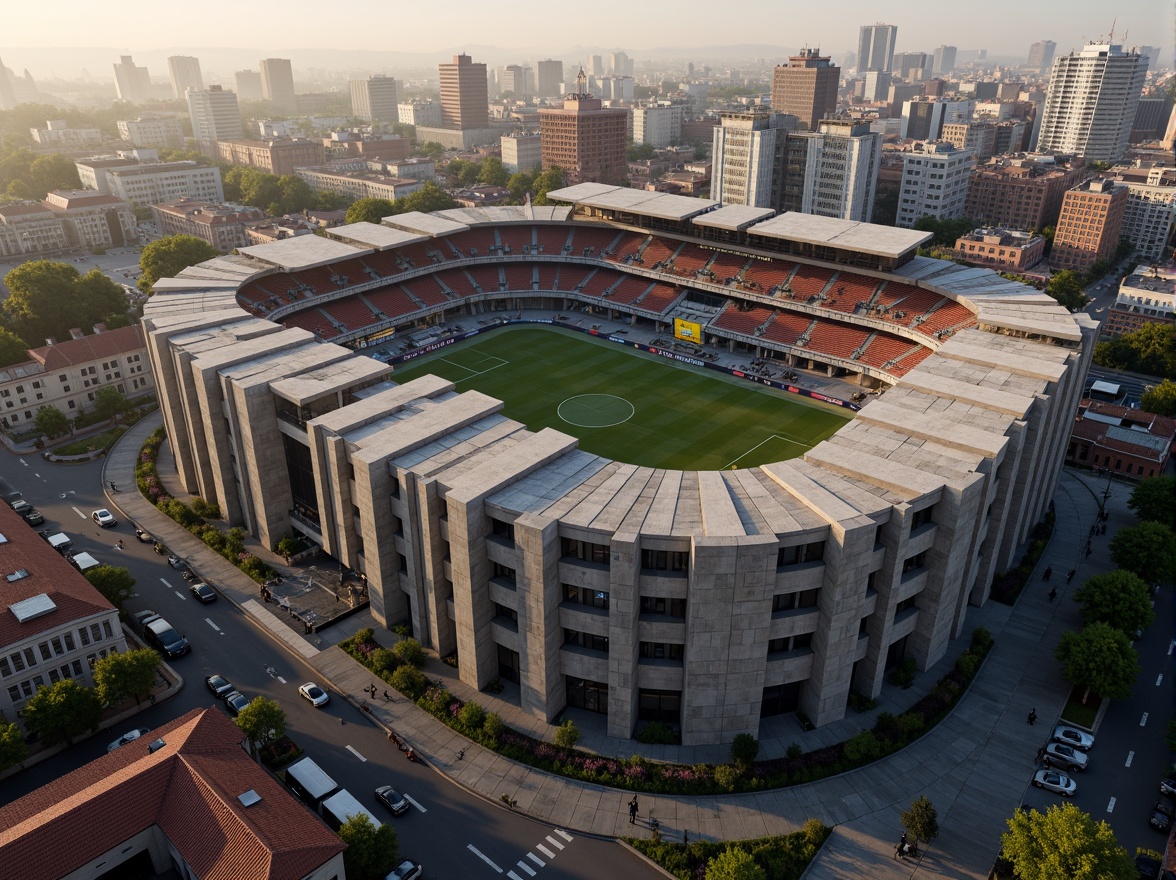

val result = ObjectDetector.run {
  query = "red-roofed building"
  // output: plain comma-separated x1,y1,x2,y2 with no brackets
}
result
0,324,153,433
41,189,139,251
0,503,125,728
1066,397,1176,478
0,708,347,880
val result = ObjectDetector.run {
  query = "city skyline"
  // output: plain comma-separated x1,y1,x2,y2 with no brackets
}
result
0,0,1169,80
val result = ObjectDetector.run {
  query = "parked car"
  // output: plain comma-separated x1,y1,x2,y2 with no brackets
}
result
205,674,234,697
298,682,329,707
1033,769,1077,797
385,860,422,880
92,508,117,528
12,500,43,525
1134,854,1161,879
143,616,190,659
1044,742,1088,772
375,785,410,816
1051,725,1095,751
1161,775,1176,798
189,582,216,603
132,609,160,635
1150,796,1175,832
135,528,153,543
223,691,252,717
107,727,151,752
167,554,185,570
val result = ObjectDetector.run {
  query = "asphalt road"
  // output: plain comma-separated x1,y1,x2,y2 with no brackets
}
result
1019,583,1173,854
0,453,659,880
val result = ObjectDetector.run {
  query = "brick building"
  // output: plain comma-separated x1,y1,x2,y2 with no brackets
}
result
216,139,326,177
770,49,839,132
41,190,138,250
964,155,1088,231
152,199,268,251
439,53,489,130
1051,178,1128,272
955,227,1045,271
1066,398,1175,478
539,73,628,186
1100,266,1175,338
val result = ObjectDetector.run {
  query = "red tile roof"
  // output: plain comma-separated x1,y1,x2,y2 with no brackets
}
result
0,709,346,880
0,504,113,649
26,324,146,371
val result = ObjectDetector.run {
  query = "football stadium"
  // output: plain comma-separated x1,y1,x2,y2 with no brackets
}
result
143,185,1093,745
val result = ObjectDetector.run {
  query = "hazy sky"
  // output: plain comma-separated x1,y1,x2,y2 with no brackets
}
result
2,0,1171,61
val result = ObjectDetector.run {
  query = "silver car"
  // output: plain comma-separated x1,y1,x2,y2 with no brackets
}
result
1051,725,1094,751
1033,768,1077,797
1044,742,1088,772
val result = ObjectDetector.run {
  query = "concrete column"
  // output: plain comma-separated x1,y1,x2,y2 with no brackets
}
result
515,514,563,720
606,533,640,740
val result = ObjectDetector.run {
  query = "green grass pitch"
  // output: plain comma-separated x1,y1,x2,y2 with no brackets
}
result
390,327,851,470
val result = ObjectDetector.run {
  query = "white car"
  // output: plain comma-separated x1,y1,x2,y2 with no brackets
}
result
1044,742,1088,772
107,727,151,752
1051,725,1094,751
385,860,422,880
1033,768,1077,797
298,682,329,707
92,508,117,528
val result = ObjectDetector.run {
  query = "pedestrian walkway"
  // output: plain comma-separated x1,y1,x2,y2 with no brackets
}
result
103,413,1131,879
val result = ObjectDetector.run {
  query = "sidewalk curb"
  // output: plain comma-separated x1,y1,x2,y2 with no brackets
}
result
616,840,681,879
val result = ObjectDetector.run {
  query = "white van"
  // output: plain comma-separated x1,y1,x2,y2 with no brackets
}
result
44,532,72,554
320,789,381,832
69,551,101,574
285,757,339,809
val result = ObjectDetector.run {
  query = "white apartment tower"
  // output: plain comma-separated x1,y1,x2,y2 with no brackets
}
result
710,111,789,208
187,86,244,150
350,76,399,123
260,58,297,113
501,132,542,174
112,56,152,103
857,23,898,73
632,104,684,149
1036,43,1146,163
784,119,882,222
896,141,976,228
536,60,564,98
167,56,204,100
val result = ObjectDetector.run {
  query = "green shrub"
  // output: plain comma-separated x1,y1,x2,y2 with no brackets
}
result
191,496,220,518
369,647,398,676
355,628,375,646
896,711,925,737
392,623,411,638
392,637,426,668
458,701,486,732
844,730,881,762
636,720,676,744
554,719,580,749
713,763,743,792
888,657,916,688
390,665,427,700
786,742,803,759
955,652,980,678
971,626,993,652
731,733,759,767
482,712,503,745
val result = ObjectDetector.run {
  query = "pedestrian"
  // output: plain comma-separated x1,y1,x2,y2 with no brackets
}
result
383,689,391,701
895,842,904,860
629,796,639,824
1066,569,1076,584
1048,587,1057,603
1028,708,1037,726
1042,566,1052,581
1035,746,1044,763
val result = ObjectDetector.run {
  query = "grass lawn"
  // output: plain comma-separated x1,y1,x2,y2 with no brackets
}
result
391,326,850,470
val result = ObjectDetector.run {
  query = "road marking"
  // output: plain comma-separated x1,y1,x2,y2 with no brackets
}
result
527,852,545,868
545,835,564,850
1169,640,1174,656
515,862,536,877
1107,796,1116,813
72,506,87,519
467,845,501,872
33,472,41,478
404,794,426,813
1157,674,1164,686
555,829,572,841
277,676,287,684
160,578,174,589
508,872,526,880
174,592,186,601
346,745,366,762
1141,712,1149,726
1125,751,1134,767
205,619,220,631
536,844,555,859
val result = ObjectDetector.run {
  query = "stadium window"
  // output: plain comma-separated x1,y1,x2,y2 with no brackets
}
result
561,536,609,565
493,602,518,624
639,595,686,617
772,589,818,612
640,548,688,573
895,596,917,615
491,518,515,542
902,551,928,575
564,629,609,654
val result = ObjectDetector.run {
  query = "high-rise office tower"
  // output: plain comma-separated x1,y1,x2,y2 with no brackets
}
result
710,110,790,207
932,46,957,76
350,75,399,123
438,54,489,130
1136,46,1161,70
538,70,627,186
498,65,531,99
895,141,975,227
167,56,204,100
1036,43,1146,162
112,56,152,103
588,55,604,77
770,49,839,132
234,70,263,102
1051,178,1129,272
900,97,975,140
259,58,296,113
857,23,898,73
782,119,881,222
893,52,929,81
537,60,563,99
609,52,630,76
187,86,244,150
1026,41,1057,73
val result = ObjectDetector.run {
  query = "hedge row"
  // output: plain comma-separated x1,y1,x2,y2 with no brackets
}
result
341,626,994,796
990,510,1055,605
627,819,831,880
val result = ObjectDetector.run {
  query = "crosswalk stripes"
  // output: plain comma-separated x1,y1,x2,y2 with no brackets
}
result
544,834,564,850
514,861,537,877
496,828,574,879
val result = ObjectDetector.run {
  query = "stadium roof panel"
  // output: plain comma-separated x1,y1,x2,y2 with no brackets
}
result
238,236,364,271
381,211,469,237
747,213,931,259
329,222,427,250
546,182,621,202
547,183,720,222
692,204,776,231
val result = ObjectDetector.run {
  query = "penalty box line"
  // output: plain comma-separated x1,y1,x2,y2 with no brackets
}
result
721,433,810,470
439,351,510,382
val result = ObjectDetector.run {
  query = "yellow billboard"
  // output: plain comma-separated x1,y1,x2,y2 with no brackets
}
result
673,318,702,343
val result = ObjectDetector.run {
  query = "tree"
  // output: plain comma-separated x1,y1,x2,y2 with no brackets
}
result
731,733,759,768
1074,570,1156,635
627,143,655,161
1141,378,1176,416
93,648,161,706
84,565,136,610
276,174,315,214
1001,803,1134,880
1092,322,1176,379
93,386,130,422
912,215,975,247
0,721,28,772
345,198,396,225
705,847,765,880
23,679,102,745
1108,521,1176,582
3,260,84,345
34,405,69,438
1045,270,1088,311
393,180,457,214
138,235,220,293
414,141,445,159
478,155,509,186
235,695,286,746
554,719,580,749
391,637,425,668
1054,621,1141,702
1127,475,1176,529
532,166,566,205
901,796,940,848
338,812,398,880
0,326,29,368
